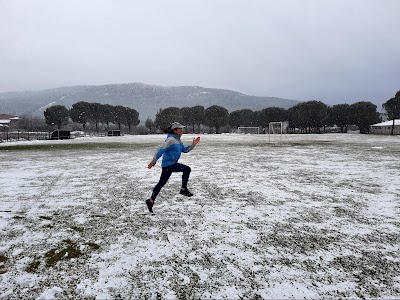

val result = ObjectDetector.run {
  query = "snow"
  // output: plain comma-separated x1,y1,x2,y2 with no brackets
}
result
0,133,399,299
371,119,400,126
36,286,63,299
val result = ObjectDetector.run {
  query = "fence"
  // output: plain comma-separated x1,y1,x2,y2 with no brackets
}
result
0,131,50,143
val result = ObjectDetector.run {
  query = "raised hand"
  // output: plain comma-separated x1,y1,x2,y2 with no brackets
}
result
193,137,200,145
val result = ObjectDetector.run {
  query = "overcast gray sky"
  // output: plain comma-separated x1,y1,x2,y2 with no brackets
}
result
1,0,399,107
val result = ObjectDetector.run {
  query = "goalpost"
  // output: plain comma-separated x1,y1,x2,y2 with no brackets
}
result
237,127,260,134
268,122,285,144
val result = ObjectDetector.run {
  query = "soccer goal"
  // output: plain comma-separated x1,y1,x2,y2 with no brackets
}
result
237,127,260,134
268,122,287,144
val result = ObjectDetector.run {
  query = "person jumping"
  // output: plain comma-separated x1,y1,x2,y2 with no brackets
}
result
146,122,201,213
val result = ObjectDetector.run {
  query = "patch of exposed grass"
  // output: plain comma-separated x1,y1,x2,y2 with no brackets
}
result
70,226,84,232
26,260,41,273
45,241,83,267
39,215,52,220
0,254,8,263
12,215,25,219
62,239,76,245
25,240,99,272
87,242,101,250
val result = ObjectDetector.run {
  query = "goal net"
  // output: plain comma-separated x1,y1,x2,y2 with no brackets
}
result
268,122,288,144
237,127,260,134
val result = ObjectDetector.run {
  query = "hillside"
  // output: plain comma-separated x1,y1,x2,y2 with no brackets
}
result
0,83,300,122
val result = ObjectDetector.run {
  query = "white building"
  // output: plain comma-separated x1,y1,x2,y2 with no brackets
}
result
0,114,19,130
370,119,400,135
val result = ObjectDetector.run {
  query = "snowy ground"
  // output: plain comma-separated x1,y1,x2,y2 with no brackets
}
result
0,133,399,299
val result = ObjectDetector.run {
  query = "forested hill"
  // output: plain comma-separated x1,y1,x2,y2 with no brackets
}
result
0,83,300,121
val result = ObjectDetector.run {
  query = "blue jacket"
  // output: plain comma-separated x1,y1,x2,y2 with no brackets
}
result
152,134,195,167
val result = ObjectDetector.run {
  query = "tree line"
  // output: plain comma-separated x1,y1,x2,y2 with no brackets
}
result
43,101,140,133
148,91,399,134
16,90,400,135
148,101,380,134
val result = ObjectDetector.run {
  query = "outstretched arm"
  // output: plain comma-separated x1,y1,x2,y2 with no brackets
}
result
183,136,201,153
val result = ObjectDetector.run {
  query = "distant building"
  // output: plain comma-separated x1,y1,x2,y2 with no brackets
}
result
107,130,121,136
370,119,400,135
0,114,19,130
51,130,71,140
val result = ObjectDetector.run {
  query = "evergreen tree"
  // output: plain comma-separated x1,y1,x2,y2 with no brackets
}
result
191,106,205,133
329,104,350,133
101,104,115,129
204,105,229,133
350,101,381,134
382,91,400,135
155,107,181,130
88,103,102,133
145,118,155,133
229,109,255,128
125,107,140,134
257,107,287,129
114,105,127,130
70,101,91,131
44,105,69,129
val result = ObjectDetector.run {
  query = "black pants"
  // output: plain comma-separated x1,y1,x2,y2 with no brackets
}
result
151,163,191,200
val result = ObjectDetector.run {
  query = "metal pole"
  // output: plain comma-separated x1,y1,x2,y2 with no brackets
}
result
268,123,271,144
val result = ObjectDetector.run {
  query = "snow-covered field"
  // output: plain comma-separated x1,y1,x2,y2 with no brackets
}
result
1,133,399,299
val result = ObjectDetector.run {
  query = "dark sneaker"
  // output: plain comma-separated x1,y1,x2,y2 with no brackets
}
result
146,199,154,213
180,189,193,197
